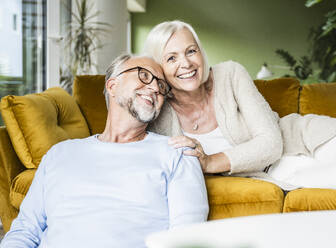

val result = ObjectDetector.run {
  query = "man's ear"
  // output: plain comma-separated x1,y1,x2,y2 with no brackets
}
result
105,77,118,97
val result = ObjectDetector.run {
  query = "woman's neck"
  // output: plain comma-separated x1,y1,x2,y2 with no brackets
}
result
169,73,213,113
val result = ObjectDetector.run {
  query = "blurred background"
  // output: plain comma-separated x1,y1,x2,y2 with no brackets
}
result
132,0,336,82
0,0,335,125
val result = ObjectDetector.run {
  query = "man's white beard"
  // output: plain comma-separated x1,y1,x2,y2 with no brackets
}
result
116,94,160,123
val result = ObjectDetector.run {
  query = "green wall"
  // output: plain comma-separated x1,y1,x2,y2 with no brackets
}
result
131,0,335,80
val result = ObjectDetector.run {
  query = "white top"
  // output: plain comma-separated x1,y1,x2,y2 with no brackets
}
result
183,127,233,155
1,132,209,248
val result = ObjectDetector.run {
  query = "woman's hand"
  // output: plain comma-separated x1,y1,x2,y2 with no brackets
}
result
168,135,231,173
168,136,209,172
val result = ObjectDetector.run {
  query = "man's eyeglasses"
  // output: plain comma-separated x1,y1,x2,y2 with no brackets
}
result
116,66,171,96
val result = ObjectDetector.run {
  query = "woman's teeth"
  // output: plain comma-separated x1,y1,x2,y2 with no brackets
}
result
178,70,196,79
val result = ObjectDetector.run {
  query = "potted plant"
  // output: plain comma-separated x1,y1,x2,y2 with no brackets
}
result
275,0,336,84
60,0,110,93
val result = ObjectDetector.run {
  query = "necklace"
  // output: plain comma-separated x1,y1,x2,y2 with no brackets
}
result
191,108,203,131
189,98,209,131
172,83,213,132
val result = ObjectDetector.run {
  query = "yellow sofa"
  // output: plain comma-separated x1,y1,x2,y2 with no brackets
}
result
1,76,336,233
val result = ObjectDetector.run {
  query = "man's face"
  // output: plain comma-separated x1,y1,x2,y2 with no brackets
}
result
112,57,166,123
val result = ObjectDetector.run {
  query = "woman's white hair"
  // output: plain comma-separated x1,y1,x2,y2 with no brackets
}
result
143,20,210,83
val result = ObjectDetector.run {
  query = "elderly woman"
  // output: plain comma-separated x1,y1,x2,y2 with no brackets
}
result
144,20,336,189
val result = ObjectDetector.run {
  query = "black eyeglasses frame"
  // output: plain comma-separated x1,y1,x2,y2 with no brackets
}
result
116,66,171,96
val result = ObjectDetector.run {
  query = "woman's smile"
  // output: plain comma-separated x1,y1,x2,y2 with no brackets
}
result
177,69,197,79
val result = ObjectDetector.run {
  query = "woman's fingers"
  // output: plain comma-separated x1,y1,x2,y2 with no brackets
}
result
183,149,202,157
168,135,192,144
169,135,208,164
169,135,209,172
168,136,197,148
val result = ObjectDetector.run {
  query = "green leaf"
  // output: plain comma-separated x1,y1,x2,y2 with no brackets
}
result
275,49,297,67
327,71,336,82
60,0,110,84
320,10,336,36
305,0,323,8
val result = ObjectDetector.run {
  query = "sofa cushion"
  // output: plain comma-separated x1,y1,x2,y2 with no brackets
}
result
300,82,336,117
205,176,284,219
71,75,301,134
10,169,36,210
73,75,107,135
254,78,300,117
283,188,336,212
0,87,90,169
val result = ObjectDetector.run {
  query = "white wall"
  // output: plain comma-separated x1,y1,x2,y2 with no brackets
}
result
93,0,129,74
47,0,61,88
47,0,129,87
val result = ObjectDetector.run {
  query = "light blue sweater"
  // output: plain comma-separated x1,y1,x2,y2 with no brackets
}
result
1,132,209,248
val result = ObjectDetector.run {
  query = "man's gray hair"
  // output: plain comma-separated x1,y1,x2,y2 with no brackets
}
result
104,53,132,109
142,20,210,84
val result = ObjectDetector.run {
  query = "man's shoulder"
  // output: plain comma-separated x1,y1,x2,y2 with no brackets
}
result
147,131,169,142
146,132,183,157
48,136,93,153
146,132,199,163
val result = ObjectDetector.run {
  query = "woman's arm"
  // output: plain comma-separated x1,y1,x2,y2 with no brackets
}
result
222,62,283,174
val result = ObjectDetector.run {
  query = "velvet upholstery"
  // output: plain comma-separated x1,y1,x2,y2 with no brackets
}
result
283,188,336,212
73,75,107,135
206,176,284,219
300,82,336,117
0,87,90,169
73,76,301,130
0,127,23,232
10,169,36,210
1,77,336,234
254,78,300,117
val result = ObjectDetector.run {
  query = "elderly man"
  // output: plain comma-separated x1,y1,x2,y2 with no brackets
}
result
0,54,208,248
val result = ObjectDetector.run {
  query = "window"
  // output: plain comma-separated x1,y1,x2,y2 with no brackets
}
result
0,0,46,125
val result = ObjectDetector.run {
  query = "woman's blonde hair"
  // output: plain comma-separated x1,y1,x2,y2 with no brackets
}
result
143,20,210,83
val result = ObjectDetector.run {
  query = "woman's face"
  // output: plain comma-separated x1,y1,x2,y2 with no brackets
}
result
162,28,205,93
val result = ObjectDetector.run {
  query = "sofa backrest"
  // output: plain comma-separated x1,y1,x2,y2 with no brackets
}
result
254,78,300,117
72,75,302,135
73,75,107,135
0,87,90,169
300,82,336,118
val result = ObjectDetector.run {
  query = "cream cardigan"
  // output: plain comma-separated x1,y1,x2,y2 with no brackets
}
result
149,61,336,185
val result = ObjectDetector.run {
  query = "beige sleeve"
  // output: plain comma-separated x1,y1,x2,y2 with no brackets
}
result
223,62,283,174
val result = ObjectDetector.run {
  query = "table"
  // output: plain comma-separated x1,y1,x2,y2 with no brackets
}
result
146,211,336,248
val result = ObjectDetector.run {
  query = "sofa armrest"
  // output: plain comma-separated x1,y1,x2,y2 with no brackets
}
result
0,126,25,232
0,126,25,186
